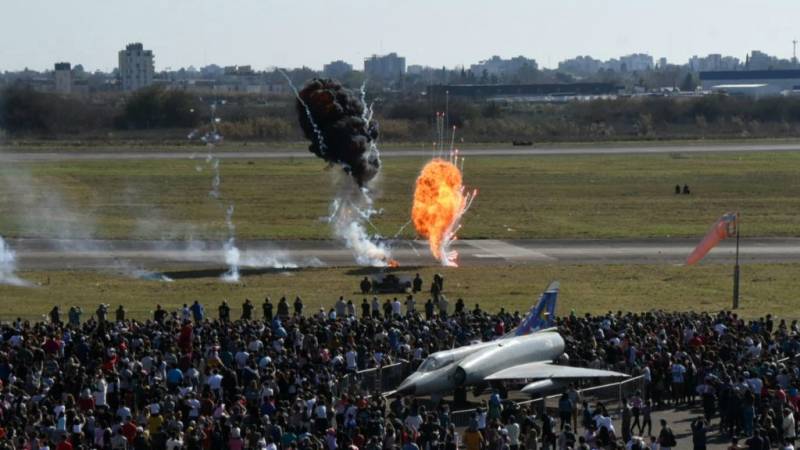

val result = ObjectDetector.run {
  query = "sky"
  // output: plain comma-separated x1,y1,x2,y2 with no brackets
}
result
1,0,798,72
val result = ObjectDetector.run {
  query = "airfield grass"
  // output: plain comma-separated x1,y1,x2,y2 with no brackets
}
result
0,151,799,240
0,263,797,321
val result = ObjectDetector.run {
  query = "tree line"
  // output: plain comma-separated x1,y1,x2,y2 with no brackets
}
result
3,85,800,142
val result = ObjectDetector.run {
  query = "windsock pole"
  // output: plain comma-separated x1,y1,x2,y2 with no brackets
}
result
733,221,740,309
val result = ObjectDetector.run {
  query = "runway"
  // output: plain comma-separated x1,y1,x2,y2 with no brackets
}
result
7,237,800,271
2,141,800,162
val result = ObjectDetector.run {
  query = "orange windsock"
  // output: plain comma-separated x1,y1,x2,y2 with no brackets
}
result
686,212,739,265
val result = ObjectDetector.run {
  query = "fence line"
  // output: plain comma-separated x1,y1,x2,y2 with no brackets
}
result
450,375,645,428
337,359,413,397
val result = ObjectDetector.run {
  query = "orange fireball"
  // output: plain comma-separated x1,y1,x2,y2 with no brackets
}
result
412,158,476,266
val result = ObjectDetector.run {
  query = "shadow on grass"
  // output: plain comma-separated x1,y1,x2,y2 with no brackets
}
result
344,266,426,276
163,267,303,280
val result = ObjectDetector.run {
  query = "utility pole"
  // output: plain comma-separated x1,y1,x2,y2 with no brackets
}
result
733,220,740,309
794,40,798,65
445,90,449,132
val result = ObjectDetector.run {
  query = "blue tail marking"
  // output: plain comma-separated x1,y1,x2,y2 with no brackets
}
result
514,281,559,336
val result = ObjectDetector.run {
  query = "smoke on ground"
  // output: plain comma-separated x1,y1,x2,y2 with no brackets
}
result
0,236,31,287
328,175,393,267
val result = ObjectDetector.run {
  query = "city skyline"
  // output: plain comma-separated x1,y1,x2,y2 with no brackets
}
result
2,0,799,73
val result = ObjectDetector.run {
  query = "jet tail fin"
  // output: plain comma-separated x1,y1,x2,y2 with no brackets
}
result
505,281,559,338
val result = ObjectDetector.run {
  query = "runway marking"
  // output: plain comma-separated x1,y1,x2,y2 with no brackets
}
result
466,240,557,261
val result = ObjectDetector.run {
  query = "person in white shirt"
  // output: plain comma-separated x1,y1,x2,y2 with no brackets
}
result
186,394,201,419
506,417,520,450
181,305,191,323
783,408,796,443
391,299,402,317
235,350,250,369
207,370,223,396
166,432,184,450
404,411,422,432
94,375,108,408
335,298,346,317
595,412,614,435
405,296,415,315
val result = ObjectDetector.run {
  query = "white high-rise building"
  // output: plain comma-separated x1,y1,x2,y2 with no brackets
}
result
118,43,154,91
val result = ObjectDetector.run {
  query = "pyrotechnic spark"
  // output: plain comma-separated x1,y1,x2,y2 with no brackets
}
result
411,152,477,267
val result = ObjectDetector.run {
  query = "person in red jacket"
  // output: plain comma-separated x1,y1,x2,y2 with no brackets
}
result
121,418,138,444
78,389,95,412
178,321,194,354
56,435,73,450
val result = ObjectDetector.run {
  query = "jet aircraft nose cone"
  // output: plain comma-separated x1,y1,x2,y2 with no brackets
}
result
395,379,416,396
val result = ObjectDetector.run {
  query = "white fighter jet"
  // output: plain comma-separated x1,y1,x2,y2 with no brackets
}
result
394,282,628,396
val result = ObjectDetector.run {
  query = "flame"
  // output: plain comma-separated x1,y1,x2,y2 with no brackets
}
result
412,157,476,266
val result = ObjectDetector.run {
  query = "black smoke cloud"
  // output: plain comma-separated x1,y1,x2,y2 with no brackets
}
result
296,79,380,186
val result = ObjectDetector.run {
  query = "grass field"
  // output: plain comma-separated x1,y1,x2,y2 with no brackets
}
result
1,151,799,240
0,263,796,321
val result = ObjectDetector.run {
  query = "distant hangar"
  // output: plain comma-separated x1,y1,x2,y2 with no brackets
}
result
700,69,800,97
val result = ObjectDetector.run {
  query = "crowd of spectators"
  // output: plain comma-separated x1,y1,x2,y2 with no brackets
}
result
556,310,800,449
0,286,796,450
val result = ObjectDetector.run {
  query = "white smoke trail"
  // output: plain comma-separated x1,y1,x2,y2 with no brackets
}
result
190,99,243,281
328,176,393,267
209,157,221,199
279,70,327,156
221,204,240,282
0,236,31,287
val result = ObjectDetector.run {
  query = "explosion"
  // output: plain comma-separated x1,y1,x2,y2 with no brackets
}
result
292,77,395,266
412,153,477,266
296,78,380,186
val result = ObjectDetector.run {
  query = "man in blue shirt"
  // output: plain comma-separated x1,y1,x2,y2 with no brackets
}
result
166,365,183,391
190,301,205,323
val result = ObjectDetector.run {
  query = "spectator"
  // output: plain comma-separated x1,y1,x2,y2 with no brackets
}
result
242,298,254,320
658,419,677,450
360,277,372,295
263,297,273,321
691,417,708,450
412,274,423,293
294,296,304,316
